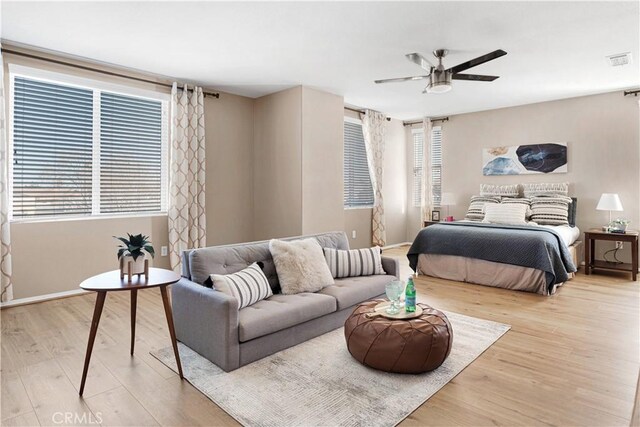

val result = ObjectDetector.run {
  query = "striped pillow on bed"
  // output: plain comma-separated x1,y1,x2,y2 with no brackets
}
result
464,195,501,221
323,247,385,278
210,263,273,309
530,195,573,225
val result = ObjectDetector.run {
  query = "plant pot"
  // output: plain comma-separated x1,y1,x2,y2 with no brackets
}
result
121,254,146,275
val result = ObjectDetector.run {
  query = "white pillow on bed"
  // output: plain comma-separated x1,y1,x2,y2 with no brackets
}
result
482,203,529,226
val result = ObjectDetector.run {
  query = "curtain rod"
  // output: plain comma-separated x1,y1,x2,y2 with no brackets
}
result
624,89,640,97
1,48,221,99
403,117,449,126
344,106,391,121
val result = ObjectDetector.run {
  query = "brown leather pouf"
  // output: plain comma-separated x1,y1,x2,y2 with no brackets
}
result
344,299,453,373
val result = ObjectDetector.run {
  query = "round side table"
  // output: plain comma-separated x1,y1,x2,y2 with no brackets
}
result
78,268,183,396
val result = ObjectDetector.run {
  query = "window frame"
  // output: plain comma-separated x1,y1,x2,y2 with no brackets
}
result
343,116,374,210
8,64,170,223
411,126,442,209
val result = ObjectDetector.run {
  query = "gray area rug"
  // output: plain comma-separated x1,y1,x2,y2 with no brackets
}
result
151,311,510,427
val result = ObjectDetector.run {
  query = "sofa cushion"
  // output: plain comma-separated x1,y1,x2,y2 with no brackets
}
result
318,274,394,310
186,231,350,292
238,293,337,342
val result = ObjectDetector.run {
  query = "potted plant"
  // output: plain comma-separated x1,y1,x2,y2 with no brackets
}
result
609,218,631,233
114,233,155,276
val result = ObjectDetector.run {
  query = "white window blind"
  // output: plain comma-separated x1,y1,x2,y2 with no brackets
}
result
10,73,168,220
100,92,163,214
12,77,94,217
412,126,442,208
344,120,374,208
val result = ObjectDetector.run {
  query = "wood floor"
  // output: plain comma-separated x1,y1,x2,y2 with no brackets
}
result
2,246,639,426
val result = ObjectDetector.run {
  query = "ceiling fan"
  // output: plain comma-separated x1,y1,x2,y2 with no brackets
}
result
375,49,507,93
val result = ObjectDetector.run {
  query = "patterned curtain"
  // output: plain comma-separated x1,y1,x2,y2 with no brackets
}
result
362,110,387,247
420,117,433,223
0,47,13,302
168,83,206,271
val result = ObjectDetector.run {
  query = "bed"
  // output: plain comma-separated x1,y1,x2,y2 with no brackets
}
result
408,221,580,296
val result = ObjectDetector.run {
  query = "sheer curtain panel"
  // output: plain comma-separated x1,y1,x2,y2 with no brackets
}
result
1,47,13,302
168,83,206,271
362,110,387,247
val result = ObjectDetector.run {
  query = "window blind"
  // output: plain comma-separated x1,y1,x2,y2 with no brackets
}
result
412,126,442,208
10,74,167,220
12,77,94,218
344,121,374,207
100,92,163,213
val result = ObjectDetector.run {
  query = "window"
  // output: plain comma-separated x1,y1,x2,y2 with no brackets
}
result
9,69,168,220
412,126,442,207
343,119,374,208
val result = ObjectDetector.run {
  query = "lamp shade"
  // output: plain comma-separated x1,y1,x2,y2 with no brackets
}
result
440,192,457,206
596,193,623,211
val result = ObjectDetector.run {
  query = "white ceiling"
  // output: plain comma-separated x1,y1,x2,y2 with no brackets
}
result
2,1,639,120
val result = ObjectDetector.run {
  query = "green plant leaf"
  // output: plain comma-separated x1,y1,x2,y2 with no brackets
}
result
117,248,127,260
144,245,155,258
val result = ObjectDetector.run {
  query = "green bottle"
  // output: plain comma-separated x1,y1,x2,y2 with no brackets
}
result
405,276,416,313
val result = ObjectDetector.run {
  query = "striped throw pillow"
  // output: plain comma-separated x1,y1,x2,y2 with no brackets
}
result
530,195,573,225
480,183,520,197
464,195,501,221
482,203,529,225
522,182,569,198
323,247,385,278
210,263,273,309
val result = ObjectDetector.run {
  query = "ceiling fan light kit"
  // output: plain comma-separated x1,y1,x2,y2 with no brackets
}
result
376,48,507,94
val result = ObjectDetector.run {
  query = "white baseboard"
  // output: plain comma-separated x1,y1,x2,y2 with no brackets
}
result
0,288,89,309
382,242,412,250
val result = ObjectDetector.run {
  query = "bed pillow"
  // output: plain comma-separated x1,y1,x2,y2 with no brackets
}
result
269,238,334,295
464,195,501,221
323,247,385,278
480,183,520,197
210,263,273,309
530,195,573,225
482,203,529,226
522,182,569,198
501,197,532,219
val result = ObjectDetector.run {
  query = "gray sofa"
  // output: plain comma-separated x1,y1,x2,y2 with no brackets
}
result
172,231,400,372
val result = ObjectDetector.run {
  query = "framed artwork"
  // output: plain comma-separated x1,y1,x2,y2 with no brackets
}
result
482,142,567,176
431,210,440,221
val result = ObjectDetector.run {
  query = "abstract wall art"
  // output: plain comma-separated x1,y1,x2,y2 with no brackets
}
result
482,143,567,176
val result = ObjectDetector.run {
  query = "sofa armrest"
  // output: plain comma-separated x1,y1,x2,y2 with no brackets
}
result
381,256,401,279
171,278,240,371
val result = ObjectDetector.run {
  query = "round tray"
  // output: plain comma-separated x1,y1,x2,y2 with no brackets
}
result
365,302,423,320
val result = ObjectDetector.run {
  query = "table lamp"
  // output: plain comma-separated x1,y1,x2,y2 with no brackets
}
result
440,192,457,221
596,193,623,228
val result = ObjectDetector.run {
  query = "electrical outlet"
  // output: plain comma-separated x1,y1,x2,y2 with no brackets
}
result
352,230,357,239
615,241,623,250
161,246,168,256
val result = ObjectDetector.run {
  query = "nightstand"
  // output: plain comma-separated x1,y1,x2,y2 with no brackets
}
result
584,228,638,281
423,220,441,227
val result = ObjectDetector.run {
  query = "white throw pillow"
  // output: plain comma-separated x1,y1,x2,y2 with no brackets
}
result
210,263,273,309
482,203,529,226
323,247,385,278
269,238,335,295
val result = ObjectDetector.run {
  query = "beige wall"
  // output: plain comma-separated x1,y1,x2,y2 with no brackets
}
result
301,87,345,235
253,87,303,240
3,47,257,299
411,91,639,263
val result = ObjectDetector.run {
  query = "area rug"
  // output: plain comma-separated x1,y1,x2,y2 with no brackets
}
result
151,311,510,427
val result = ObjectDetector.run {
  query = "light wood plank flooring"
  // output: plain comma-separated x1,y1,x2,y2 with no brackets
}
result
2,246,639,426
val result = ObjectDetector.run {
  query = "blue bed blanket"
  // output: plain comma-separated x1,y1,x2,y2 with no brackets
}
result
407,222,577,291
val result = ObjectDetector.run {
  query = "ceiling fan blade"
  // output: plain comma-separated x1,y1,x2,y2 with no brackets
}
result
406,53,435,71
374,75,430,84
452,74,499,82
447,49,507,74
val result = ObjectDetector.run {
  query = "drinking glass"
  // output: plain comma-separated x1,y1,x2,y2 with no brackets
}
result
385,280,404,314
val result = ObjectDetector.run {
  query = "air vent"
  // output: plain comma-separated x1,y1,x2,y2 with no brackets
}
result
606,52,632,67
